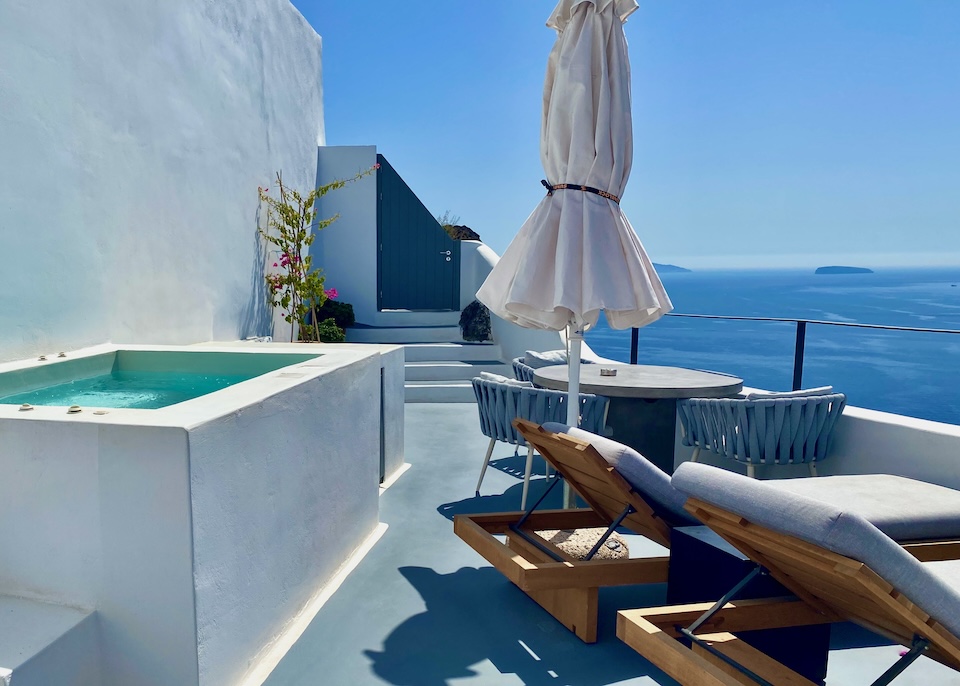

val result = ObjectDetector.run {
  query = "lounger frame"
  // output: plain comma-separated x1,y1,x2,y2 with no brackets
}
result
617,497,960,685
453,419,673,642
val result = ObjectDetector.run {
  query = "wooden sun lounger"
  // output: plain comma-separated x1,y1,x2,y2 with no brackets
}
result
618,464,960,685
453,419,676,643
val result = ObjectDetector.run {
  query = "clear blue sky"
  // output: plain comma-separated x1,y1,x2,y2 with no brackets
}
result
291,1,960,269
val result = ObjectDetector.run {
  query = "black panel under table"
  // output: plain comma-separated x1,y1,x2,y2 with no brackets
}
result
605,397,678,474
667,526,831,685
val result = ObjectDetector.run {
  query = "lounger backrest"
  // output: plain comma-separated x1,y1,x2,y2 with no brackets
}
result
515,420,677,547
673,462,960,664
548,423,698,528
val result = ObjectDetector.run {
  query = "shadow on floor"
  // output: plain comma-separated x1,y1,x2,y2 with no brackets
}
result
362,566,676,686
436,476,565,521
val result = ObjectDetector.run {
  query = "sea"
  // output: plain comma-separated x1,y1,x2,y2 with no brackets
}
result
583,267,960,425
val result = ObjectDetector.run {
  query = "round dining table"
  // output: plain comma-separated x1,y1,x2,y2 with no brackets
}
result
533,363,743,474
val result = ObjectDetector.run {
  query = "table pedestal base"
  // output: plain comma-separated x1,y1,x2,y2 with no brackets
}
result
605,397,678,474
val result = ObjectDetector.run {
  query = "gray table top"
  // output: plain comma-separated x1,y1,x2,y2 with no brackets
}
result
533,363,743,399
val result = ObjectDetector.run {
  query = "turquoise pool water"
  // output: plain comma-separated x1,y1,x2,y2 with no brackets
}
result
0,350,322,409
0,370,256,409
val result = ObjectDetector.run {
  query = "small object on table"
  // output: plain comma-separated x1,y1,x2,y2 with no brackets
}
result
599,368,618,377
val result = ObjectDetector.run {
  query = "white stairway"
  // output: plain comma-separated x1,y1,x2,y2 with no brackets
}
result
346,325,510,402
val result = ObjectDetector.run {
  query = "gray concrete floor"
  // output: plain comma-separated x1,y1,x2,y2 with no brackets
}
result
264,404,960,686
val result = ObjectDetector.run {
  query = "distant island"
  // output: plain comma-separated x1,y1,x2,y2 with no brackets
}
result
815,266,874,275
654,263,692,273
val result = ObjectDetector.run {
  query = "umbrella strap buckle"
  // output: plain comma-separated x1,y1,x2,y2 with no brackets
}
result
541,179,620,204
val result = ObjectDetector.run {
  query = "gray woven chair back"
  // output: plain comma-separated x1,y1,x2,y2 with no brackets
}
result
677,393,846,465
511,356,596,383
511,358,537,383
472,378,609,446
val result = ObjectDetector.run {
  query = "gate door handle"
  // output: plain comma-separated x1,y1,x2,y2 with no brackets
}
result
440,250,452,256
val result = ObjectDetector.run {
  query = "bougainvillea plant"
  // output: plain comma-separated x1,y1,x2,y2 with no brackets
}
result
258,166,376,342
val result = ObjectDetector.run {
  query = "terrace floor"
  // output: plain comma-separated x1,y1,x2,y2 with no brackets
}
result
264,403,960,686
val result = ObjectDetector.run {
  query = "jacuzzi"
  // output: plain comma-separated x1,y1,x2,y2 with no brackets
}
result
0,343,403,686
0,348,323,409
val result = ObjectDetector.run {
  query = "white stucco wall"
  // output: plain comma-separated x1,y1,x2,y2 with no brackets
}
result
189,355,381,686
0,344,388,686
0,419,102,609
825,406,960,488
97,425,199,686
379,346,406,480
0,0,324,362
313,146,380,325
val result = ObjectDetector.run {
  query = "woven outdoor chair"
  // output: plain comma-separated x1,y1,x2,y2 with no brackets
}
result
677,391,847,477
472,377,609,509
511,350,596,383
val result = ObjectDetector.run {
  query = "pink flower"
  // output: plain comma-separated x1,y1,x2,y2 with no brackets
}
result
273,262,278,267
324,288,338,299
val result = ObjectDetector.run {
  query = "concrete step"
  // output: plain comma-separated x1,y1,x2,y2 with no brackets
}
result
0,595,100,685
405,361,510,382
346,326,465,344
405,381,476,403
403,342,502,363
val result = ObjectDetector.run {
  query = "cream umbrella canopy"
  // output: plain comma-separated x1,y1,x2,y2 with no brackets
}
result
477,0,672,433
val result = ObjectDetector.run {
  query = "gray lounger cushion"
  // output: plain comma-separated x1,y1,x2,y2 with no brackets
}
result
544,422,698,526
771,474,960,541
673,462,960,638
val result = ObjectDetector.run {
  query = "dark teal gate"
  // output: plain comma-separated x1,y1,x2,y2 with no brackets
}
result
377,154,461,311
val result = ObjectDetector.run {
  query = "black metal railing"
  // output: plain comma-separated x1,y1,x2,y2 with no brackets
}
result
629,314,960,390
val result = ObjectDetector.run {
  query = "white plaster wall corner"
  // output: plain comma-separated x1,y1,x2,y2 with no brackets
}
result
0,0,324,362
314,146,380,325
189,354,382,685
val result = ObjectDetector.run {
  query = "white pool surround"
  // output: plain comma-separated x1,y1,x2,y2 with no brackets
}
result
0,343,401,686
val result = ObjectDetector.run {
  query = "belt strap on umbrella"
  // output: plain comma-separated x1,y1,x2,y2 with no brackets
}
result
541,179,620,204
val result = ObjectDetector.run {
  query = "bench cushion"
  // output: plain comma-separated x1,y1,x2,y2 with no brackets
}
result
770,474,960,541
545,423,698,526
673,462,960,638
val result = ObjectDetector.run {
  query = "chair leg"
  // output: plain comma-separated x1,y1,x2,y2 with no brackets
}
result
521,444,534,510
746,463,755,478
476,437,496,496
690,447,700,463
809,462,818,477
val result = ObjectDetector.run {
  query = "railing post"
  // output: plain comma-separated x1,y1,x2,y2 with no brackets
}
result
792,321,807,390
630,328,639,365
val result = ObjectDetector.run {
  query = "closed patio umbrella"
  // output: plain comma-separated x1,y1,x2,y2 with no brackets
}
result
477,0,672,434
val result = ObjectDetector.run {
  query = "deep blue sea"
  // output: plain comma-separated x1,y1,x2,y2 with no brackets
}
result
584,268,960,425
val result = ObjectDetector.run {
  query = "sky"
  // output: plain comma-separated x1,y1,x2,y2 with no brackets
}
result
290,1,960,269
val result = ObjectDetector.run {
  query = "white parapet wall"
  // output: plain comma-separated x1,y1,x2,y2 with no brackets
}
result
825,405,960,488
0,0,324,363
672,400,960,486
0,344,394,686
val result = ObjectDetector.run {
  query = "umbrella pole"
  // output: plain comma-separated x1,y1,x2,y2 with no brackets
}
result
564,326,584,507
566,333,582,427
